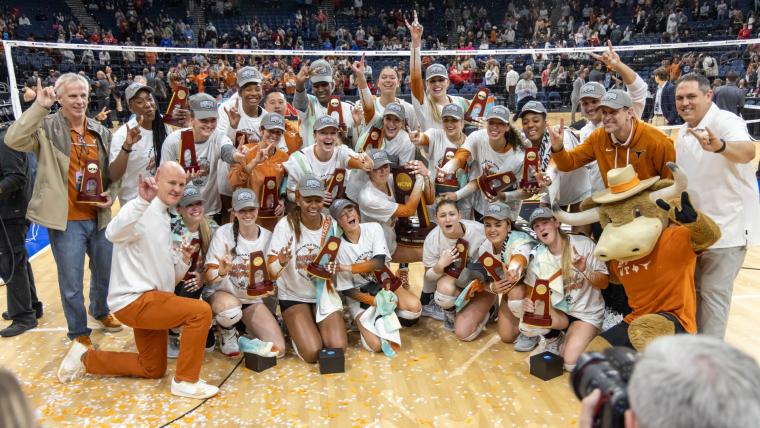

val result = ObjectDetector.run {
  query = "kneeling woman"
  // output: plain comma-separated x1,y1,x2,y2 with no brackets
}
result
422,199,486,337
204,188,285,357
331,199,422,354
522,208,608,371
267,175,347,363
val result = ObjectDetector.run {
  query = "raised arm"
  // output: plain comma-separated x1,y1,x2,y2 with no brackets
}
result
352,55,375,123
406,11,425,105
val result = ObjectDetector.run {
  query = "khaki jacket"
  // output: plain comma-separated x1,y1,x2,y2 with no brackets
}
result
5,103,115,231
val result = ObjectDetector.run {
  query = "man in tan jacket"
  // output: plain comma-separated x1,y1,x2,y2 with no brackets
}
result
5,74,122,347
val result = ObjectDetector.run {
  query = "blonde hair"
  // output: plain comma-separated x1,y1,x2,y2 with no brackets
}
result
559,230,574,286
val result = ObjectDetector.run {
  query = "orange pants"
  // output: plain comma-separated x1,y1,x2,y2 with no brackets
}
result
83,291,212,383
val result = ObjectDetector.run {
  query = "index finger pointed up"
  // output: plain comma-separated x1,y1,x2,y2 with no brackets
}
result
37,78,42,91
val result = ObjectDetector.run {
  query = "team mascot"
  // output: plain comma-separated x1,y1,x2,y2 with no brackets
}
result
552,162,720,351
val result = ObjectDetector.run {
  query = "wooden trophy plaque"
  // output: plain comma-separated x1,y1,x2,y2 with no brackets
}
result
443,238,469,279
523,279,552,327
307,236,342,279
235,131,257,149
464,88,490,122
360,126,383,152
164,85,189,127
520,147,540,190
476,171,517,199
478,251,505,283
326,96,346,130
392,166,434,247
76,158,107,204
258,176,279,218
248,251,274,297
178,129,200,174
374,265,402,292
435,147,459,195
326,168,347,201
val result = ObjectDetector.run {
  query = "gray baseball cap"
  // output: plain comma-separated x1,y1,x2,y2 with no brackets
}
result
485,105,511,123
578,82,606,100
529,206,555,226
179,184,203,207
518,100,547,118
261,112,285,131
314,114,340,131
125,83,154,104
310,59,334,84
482,202,513,221
367,149,391,169
598,89,632,110
298,173,326,198
189,93,218,120
425,63,448,80
231,188,259,211
329,198,357,220
441,103,464,120
237,66,262,88
383,102,405,120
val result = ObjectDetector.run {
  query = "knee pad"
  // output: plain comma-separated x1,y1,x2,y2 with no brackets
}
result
563,363,576,373
397,309,421,327
215,306,242,328
461,313,489,342
434,291,457,310
359,334,375,352
507,300,524,319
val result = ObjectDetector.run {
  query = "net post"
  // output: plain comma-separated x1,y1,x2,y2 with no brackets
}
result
3,41,21,119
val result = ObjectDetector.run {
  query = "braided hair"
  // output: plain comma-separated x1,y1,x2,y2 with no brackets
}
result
230,217,240,257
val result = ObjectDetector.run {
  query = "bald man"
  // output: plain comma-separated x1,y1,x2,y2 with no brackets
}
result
57,162,219,400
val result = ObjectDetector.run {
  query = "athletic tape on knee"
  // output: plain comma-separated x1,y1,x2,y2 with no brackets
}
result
396,309,422,320
462,314,488,342
422,276,438,294
434,291,457,309
215,306,242,328
507,300,524,318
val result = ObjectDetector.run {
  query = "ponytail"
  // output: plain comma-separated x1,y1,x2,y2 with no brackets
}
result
287,205,303,243
231,217,240,257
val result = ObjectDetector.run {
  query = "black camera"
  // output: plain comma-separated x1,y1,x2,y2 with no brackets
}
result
570,347,638,428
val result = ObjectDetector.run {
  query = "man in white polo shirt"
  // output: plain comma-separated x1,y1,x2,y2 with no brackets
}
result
674,73,760,338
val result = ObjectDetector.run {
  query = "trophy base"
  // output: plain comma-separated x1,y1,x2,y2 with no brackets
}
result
76,194,107,204
523,314,552,327
246,281,274,297
519,180,538,190
318,348,345,374
443,266,464,279
435,181,459,196
306,263,333,280
163,117,185,128
396,226,434,248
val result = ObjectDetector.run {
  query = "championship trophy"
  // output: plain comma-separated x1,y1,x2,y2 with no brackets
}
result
464,88,490,122
392,165,434,247
326,168,347,201
435,147,459,195
164,85,189,127
178,129,200,174
360,126,383,152
374,265,402,292
76,159,107,204
519,146,540,190
258,177,279,218
478,251,505,282
443,238,469,279
326,96,346,131
248,251,275,297
235,131,257,149
523,279,552,327
307,236,342,279
181,237,202,283
476,171,517,199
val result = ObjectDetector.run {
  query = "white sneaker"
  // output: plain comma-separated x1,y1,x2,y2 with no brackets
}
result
57,341,88,383
218,327,240,357
170,378,219,400
544,333,564,356
422,300,445,321
167,335,180,359
514,333,539,352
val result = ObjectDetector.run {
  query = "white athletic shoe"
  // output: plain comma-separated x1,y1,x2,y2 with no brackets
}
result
57,341,88,383
167,335,180,359
218,327,240,357
544,333,564,356
422,300,445,321
513,333,539,352
170,378,219,400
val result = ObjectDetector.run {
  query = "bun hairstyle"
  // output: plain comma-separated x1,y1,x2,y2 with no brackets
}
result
435,197,459,213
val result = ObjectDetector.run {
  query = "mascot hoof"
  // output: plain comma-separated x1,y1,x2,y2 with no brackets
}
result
584,336,613,353
628,314,675,351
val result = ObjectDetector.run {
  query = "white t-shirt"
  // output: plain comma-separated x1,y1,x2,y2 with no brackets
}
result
373,97,420,132
283,144,356,194
533,129,591,206
297,93,355,147
424,128,465,182
355,116,415,165
161,128,231,215
268,216,334,303
676,103,760,248
205,223,272,304
110,122,167,204
413,94,469,132
524,234,606,327
357,176,399,255
335,223,390,291
462,129,524,216
476,235,534,266
422,219,485,268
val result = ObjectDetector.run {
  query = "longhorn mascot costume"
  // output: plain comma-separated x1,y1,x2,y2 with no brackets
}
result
553,162,720,351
